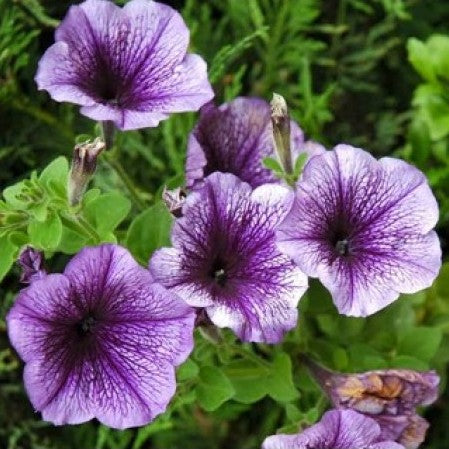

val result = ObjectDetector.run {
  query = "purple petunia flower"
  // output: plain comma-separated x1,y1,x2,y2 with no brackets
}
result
7,244,195,429
185,97,325,189
149,172,308,343
35,0,214,130
277,144,441,317
262,409,405,449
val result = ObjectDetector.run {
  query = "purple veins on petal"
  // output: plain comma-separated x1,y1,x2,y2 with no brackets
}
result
262,409,405,449
149,172,308,343
35,0,214,130
186,97,325,189
277,144,442,317
7,244,195,429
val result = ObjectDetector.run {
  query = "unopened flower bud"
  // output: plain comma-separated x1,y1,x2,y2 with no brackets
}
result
162,186,186,218
270,93,292,174
18,246,46,284
68,138,105,206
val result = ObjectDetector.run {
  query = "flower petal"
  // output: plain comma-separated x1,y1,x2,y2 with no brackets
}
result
262,410,404,449
35,42,97,106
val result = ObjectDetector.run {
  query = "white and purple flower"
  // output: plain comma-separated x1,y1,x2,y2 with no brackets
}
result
7,244,195,429
186,97,325,189
277,144,441,316
262,409,405,449
150,172,308,343
35,0,213,130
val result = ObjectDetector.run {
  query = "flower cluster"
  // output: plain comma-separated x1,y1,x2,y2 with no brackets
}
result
5,0,443,445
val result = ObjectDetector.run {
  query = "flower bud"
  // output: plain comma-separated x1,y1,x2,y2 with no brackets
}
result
68,138,105,206
270,93,292,174
18,246,46,284
162,186,186,218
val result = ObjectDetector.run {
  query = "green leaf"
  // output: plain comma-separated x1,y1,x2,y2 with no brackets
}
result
224,360,269,404
408,118,431,167
413,83,449,140
84,192,131,237
177,359,199,381
348,343,388,370
262,157,283,173
208,27,267,83
3,182,28,209
0,235,17,281
266,353,299,403
285,404,303,423
28,201,48,222
392,356,429,371
27,212,62,250
57,226,88,254
332,347,349,371
196,366,235,411
39,156,69,188
398,326,442,362
125,202,172,264
407,38,436,83
293,153,308,177
39,157,69,200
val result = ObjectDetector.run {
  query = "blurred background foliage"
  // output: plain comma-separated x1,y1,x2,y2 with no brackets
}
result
2,0,449,448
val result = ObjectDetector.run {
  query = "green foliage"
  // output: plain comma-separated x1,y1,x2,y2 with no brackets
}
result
125,202,173,265
197,366,235,411
0,156,131,281
404,34,449,227
408,35,449,140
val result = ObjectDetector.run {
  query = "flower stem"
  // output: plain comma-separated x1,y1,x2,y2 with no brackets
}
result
102,152,146,211
101,121,115,150
61,213,101,243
